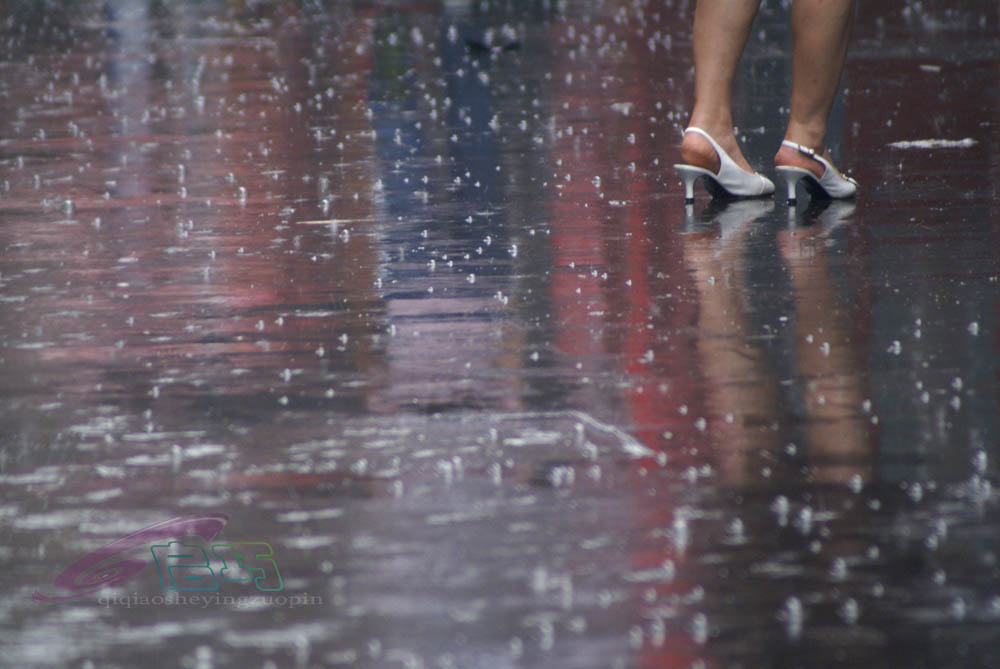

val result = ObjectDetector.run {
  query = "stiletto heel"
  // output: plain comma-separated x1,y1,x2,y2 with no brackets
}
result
776,141,857,201
779,168,808,202
673,127,775,200
676,165,703,203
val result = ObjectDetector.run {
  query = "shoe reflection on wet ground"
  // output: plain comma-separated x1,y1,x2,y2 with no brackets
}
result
1,1,998,667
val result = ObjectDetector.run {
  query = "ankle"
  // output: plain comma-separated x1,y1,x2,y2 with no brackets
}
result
688,105,734,133
783,122,826,153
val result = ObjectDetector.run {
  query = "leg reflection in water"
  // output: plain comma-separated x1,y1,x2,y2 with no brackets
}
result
683,199,872,486
779,201,871,485
683,199,780,484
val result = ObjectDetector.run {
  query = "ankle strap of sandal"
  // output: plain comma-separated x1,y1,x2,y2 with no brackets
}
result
782,139,833,170
781,140,857,185
782,140,820,158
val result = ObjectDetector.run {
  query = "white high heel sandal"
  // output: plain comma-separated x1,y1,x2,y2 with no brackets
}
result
775,140,858,202
674,127,775,202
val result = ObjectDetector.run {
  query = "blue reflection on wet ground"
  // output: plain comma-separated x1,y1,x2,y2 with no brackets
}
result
1,0,999,666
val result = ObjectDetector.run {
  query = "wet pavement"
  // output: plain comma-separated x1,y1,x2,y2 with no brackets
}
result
1,0,999,667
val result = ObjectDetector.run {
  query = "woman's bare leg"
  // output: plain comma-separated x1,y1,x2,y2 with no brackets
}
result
680,0,760,174
775,0,856,177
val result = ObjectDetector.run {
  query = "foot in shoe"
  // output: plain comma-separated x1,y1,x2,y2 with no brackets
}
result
773,142,845,178
674,127,775,201
774,140,857,201
681,128,753,174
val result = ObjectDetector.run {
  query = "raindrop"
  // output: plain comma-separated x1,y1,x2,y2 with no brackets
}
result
950,597,967,621
628,625,643,649
839,598,860,625
973,450,987,474
848,473,864,494
830,557,848,581
650,618,665,647
782,597,803,638
691,613,708,645
538,619,554,650
771,495,790,526
796,506,813,534
194,645,213,669
672,514,689,552
727,518,745,542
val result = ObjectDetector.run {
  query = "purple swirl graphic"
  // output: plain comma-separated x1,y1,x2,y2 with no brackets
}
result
33,513,229,603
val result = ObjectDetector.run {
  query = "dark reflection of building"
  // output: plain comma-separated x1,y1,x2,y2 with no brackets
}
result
363,1,570,414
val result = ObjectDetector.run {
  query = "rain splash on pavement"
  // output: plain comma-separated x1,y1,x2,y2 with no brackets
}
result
1,0,999,666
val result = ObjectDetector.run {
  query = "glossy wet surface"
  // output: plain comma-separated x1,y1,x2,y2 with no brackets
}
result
1,1,999,666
